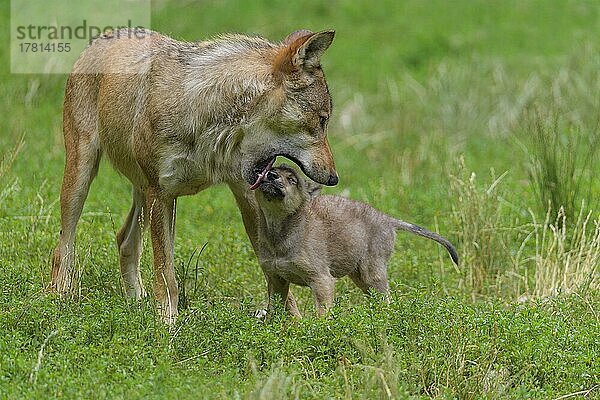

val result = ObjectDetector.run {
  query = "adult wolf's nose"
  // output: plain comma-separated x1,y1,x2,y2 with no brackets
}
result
326,174,338,186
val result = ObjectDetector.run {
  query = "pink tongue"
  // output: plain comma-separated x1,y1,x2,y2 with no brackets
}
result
249,158,275,190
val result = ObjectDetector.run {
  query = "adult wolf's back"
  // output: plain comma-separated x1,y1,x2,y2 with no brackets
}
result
50,28,338,323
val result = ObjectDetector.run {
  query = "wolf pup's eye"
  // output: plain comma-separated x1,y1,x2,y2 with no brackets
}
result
319,115,328,131
288,177,297,185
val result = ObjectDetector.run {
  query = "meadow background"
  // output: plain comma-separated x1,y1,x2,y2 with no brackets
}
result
1,1,599,398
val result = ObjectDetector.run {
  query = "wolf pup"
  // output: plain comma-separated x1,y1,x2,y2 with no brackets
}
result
50,28,338,323
254,165,458,317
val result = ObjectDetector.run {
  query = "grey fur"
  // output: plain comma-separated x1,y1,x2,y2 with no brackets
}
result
255,165,458,317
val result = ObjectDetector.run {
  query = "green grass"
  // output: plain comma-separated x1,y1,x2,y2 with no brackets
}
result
2,1,599,398
525,110,600,221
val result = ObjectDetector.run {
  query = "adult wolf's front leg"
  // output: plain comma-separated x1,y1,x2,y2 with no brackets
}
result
228,183,260,248
146,187,179,324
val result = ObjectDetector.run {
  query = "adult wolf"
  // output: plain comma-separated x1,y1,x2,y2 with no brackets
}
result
50,28,338,323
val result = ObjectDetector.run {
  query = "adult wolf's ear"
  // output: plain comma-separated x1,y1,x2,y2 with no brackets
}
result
275,30,335,75
294,30,335,70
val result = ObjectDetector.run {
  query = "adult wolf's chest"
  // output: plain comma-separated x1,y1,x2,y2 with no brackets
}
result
157,148,212,197
154,122,242,196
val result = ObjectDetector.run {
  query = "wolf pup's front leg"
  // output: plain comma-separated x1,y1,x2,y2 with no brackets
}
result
266,274,302,318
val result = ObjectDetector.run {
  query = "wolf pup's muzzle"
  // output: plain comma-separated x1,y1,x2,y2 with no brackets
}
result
258,170,285,199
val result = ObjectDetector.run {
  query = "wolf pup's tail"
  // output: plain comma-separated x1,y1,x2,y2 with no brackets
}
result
392,220,459,265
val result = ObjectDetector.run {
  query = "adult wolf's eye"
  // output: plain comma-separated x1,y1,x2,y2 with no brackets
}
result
319,115,327,131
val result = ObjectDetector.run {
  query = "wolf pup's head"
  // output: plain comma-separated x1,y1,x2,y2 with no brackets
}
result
242,30,338,190
255,165,321,217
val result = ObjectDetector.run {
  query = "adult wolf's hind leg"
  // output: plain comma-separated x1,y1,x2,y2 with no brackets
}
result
117,187,147,299
51,149,101,293
51,75,101,294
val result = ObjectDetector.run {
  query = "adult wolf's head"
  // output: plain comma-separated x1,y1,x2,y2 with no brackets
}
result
240,29,338,189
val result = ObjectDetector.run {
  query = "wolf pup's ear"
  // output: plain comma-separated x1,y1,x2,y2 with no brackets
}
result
305,180,323,198
275,30,335,75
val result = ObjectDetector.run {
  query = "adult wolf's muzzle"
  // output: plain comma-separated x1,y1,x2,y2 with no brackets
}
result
300,137,338,186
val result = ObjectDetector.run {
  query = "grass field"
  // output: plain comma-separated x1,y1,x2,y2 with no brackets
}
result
1,1,599,398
